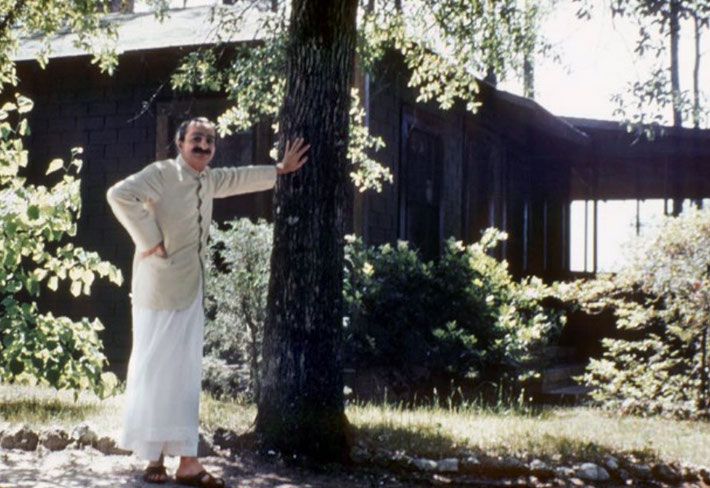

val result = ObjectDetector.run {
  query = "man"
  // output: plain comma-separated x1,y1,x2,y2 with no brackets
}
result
107,117,308,486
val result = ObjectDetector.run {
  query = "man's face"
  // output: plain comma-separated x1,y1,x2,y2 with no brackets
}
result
178,121,217,172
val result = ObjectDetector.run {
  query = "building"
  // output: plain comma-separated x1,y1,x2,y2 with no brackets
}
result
13,5,710,375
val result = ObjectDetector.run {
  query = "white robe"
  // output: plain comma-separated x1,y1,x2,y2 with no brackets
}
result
118,286,204,461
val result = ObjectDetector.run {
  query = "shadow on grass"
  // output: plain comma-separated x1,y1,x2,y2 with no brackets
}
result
352,422,660,467
352,422,461,459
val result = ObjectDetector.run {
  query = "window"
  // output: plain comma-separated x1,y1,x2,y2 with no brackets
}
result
570,198,670,273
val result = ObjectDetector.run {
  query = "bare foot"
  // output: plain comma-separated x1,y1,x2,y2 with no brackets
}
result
176,456,204,477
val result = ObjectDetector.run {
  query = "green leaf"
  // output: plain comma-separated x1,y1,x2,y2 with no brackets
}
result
70,280,82,297
0,122,12,139
16,95,34,114
47,275,58,291
27,205,40,220
17,118,29,136
9,358,24,375
5,221,17,236
46,158,64,175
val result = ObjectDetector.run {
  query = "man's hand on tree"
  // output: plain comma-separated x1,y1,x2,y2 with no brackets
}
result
276,137,310,175
141,242,167,258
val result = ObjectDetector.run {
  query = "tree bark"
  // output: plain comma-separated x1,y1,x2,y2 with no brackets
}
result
256,0,357,463
669,0,682,216
693,12,701,130
523,0,535,99
670,0,682,127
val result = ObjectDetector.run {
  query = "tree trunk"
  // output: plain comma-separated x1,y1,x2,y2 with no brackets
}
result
670,0,682,127
693,12,701,130
523,0,535,99
256,0,357,463
670,0,682,216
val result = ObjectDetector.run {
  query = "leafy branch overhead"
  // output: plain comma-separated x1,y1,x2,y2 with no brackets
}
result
171,0,558,192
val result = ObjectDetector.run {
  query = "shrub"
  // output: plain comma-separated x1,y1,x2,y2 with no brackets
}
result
203,218,271,400
344,229,565,398
204,221,564,401
560,207,710,418
0,95,123,396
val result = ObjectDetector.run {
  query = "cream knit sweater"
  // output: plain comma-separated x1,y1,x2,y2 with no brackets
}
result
107,154,276,310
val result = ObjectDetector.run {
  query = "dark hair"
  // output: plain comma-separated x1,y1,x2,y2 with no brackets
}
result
174,117,215,146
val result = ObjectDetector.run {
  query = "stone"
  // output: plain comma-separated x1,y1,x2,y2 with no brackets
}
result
1,425,39,451
197,432,215,457
604,455,619,471
479,456,528,478
554,466,574,478
529,459,554,478
652,463,681,484
94,436,130,456
212,428,240,450
630,464,652,479
40,428,71,451
436,458,459,473
617,469,630,481
576,462,610,481
680,465,699,482
413,458,438,472
70,423,98,447
460,456,480,473
0,434,15,450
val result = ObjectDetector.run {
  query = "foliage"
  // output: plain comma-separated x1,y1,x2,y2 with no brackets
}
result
170,0,559,192
344,229,565,397
611,67,697,141
558,208,710,418
581,0,710,134
0,0,171,395
201,222,563,400
0,96,123,396
202,218,272,400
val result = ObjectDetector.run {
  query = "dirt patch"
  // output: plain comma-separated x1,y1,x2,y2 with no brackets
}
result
0,446,420,488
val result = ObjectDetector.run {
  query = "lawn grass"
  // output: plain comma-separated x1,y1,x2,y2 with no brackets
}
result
347,402,710,466
2,383,709,468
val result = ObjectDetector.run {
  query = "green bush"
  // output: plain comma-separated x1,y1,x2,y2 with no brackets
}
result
560,207,710,419
203,218,271,400
0,95,123,396
344,229,565,396
204,221,564,401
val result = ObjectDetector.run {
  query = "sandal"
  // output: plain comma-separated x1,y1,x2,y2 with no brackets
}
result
142,465,168,484
175,470,225,488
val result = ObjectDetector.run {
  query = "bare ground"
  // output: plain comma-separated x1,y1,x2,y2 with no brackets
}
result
0,447,421,488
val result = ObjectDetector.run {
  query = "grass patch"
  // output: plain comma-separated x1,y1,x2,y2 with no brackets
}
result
200,394,255,433
2,384,709,468
347,402,710,466
0,384,121,433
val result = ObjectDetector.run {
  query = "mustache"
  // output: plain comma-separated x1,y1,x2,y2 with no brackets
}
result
192,147,212,154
